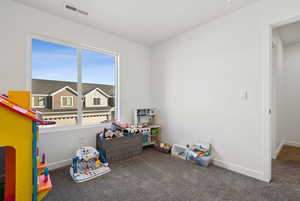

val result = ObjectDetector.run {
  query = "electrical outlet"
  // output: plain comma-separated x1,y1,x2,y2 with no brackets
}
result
241,90,248,100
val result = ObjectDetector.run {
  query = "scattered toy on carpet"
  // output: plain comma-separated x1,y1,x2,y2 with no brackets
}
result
70,146,110,183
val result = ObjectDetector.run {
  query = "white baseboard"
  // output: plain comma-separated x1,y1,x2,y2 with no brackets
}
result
48,157,268,182
284,140,300,148
212,159,266,182
48,159,72,170
273,140,300,160
274,141,285,159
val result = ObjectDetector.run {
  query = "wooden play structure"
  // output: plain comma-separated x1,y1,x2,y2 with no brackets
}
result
0,91,52,201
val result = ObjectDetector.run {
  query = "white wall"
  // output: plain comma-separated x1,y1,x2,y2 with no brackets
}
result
277,43,300,147
151,0,300,181
0,0,151,168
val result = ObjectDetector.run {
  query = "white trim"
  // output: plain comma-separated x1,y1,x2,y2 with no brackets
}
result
115,54,120,121
32,96,46,108
274,141,284,159
26,34,32,91
84,88,112,98
283,140,300,148
48,159,72,170
263,15,300,183
32,94,48,96
262,22,272,183
51,86,78,96
60,96,74,107
212,159,265,181
77,49,83,125
28,34,121,129
273,140,300,159
39,123,111,134
41,109,111,115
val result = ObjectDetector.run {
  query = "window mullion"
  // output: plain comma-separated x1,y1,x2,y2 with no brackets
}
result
77,49,83,125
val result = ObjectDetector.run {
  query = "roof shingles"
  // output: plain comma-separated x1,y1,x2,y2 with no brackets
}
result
32,79,114,97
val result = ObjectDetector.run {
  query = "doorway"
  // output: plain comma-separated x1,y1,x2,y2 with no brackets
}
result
271,20,300,183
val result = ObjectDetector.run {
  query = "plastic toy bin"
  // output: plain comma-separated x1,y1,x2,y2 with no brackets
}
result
171,144,187,160
194,154,213,167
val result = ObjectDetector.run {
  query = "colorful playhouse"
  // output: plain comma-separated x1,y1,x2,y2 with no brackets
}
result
0,91,52,201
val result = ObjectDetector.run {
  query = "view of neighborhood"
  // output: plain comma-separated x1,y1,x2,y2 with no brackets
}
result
32,79,115,127
31,38,117,128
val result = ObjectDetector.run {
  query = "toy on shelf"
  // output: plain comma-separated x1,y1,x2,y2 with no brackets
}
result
70,146,110,183
134,108,156,128
0,91,53,201
133,108,161,146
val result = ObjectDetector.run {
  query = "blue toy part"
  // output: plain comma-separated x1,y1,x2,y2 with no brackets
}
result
98,150,108,164
72,157,79,174
44,168,49,177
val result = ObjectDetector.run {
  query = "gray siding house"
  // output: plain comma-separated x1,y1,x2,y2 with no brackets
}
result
31,79,115,127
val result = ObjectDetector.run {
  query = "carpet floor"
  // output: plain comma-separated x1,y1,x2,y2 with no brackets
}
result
44,148,300,201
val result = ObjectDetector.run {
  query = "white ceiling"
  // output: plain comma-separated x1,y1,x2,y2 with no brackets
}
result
277,21,300,45
14,0,260,46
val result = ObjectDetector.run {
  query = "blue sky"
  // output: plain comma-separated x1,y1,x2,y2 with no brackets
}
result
32,39,115,85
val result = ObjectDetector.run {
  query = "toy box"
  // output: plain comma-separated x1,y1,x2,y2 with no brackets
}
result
171,144,188,159
194,154,213,167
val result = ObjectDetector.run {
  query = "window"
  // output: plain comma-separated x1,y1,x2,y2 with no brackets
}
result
32,96,46,108
61,96,73,107
31,38,117,128
81,49,116,125
93,98,101,106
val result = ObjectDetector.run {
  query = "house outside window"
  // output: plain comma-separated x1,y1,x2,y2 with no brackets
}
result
32,96,46,108
93,98,101,106
31,38,117,128
61,96,73,107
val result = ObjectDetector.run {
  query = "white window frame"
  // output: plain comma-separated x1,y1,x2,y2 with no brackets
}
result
28,34,120,132
61,96,74,107
93,98,101,106
32,95,47,108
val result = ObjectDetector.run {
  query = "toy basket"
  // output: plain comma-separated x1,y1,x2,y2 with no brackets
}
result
154,141,172,154
194,154,213,167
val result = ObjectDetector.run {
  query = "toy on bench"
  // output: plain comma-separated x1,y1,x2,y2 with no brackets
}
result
70,146,110,183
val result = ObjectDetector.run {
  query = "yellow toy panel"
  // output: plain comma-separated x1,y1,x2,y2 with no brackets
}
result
0,105,33,201
0,91,52,201
8,91,31,109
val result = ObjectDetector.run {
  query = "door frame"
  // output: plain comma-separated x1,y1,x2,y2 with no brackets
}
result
263,15,300,182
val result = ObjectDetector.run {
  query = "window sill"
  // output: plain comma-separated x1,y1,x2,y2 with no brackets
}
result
39,123,112,134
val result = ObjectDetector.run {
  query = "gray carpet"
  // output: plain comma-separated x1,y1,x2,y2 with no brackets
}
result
44,148,300,201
